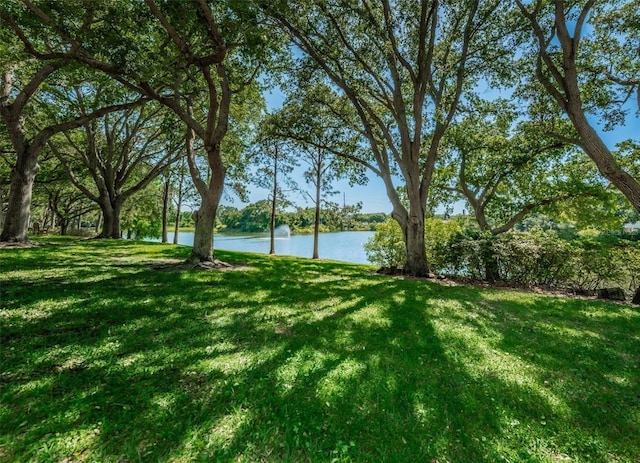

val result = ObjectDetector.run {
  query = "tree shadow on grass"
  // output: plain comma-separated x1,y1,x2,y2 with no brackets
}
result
464,292,640,456
2,246,639,462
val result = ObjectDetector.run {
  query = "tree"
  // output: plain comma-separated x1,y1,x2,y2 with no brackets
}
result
35,154,97,235
0,26,142,241
120,181,165,240
516,0,640,213
436,99,608,234
268,86,367,259
237,200,271,233
3,0,274,261
49,96,181,239
265,0,508,275
169,157,199,244
254,113,299,255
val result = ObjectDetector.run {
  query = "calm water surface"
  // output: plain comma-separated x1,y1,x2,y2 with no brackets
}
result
159,231,375,265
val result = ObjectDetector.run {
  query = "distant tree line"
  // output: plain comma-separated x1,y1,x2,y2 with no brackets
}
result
215,200,386,234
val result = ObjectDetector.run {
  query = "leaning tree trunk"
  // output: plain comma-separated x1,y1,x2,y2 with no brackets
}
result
569,110,640,214
0,147,39,242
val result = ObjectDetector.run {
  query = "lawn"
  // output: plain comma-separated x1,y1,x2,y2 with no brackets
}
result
1,238,639,462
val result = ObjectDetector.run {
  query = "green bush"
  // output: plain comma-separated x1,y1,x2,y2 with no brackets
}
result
365,217,465,270
424,217,464,270
568,239,640,292
493,229,574,287
364,218,406,268
434,230,492,278
366,219,640,294
436,229,640,292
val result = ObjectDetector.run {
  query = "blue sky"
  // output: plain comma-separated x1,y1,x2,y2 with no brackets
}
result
222,86,395,214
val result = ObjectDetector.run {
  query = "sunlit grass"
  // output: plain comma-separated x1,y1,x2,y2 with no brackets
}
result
1,237,639,462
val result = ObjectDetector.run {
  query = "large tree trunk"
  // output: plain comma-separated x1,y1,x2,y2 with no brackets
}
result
97,200,123,239
190,198,217,263
59,218,69,236
400,186,429,277
402,216,428,277
188,152,225,263
0,147,39,242
99,203,114,239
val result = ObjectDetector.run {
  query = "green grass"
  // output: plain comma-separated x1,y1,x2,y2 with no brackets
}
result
1,237,639,462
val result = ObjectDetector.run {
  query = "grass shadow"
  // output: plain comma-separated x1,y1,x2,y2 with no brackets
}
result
1,240,639,462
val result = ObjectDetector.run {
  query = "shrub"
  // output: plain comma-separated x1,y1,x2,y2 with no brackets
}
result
424,217,464,271
366,219,639,294
568,239,640,292
493,229,574,287
434,230,493,278
365,217,465,270
364,218,406,268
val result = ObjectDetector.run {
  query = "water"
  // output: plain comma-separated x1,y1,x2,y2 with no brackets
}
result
157,230,374,264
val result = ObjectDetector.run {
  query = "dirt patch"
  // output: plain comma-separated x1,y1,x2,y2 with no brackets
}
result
149,258,251,272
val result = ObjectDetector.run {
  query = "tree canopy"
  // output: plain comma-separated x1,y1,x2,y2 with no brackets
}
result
0,0,637,273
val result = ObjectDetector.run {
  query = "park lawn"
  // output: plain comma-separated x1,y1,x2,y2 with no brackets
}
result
1,238,639,463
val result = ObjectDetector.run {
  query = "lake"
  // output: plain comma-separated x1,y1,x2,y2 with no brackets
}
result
157,230,375,265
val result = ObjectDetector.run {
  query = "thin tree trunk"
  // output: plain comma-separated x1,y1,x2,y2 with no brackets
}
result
173,189,182,245
270,147,278,255
173,158,186,245
0,188,4,228
95,213,102,234
313,166,321,259
162,177,170,243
